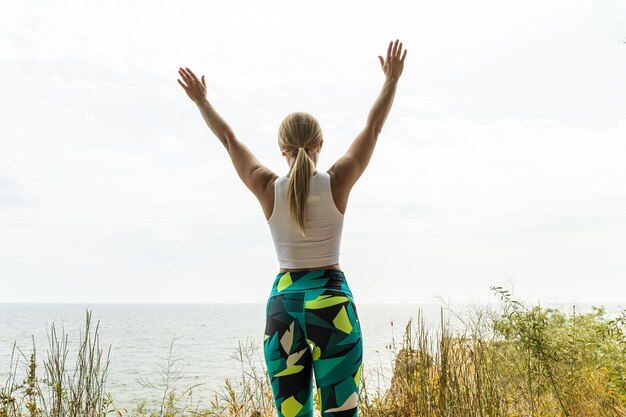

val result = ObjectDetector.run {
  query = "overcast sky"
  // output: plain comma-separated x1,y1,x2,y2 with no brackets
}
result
1,0,624,305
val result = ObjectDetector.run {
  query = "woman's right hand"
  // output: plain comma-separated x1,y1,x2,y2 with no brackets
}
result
378,39,407,81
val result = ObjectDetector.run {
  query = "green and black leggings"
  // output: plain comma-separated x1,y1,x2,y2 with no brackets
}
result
264,269,363,417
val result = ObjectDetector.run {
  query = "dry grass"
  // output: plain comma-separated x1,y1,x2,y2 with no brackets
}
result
1,310,112,417
2,288,625,417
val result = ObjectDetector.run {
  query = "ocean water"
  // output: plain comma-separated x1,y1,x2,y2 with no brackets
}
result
0,302,621,410
0,303,441,409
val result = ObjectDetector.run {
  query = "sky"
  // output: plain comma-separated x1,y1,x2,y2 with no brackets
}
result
1,0,625,304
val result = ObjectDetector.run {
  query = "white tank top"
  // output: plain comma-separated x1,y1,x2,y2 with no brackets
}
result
267,171,344,268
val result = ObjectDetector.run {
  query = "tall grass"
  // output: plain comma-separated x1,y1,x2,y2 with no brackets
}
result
2,288,625,417
356,288,626,417
1,310,112,417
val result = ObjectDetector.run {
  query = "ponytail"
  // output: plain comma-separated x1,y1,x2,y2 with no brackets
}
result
277,112,324,237
287,147,316,237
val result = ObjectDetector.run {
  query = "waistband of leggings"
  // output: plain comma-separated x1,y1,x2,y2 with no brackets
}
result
270,269,352,296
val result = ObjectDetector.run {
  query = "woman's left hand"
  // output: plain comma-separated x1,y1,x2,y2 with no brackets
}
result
177,67,207,104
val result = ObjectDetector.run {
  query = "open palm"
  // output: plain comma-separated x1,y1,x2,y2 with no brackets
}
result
378,39,407,81
177,67,207,104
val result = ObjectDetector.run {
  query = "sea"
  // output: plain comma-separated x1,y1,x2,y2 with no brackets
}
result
0,302,622,411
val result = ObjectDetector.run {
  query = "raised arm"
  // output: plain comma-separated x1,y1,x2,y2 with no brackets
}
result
177,67,276,202
328,39,407,194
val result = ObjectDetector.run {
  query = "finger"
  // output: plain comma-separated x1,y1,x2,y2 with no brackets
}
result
386,41,392,61
186,67,200,84
177,79,188,89
176,71,187,86
180,68,195,85
397,42,403,59
401,49,407,62
201,75,206,87
178,68,191,84
392,39,399,58
378,56,384,68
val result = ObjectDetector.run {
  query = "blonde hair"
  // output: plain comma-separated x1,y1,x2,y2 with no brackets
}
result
278,112,323,237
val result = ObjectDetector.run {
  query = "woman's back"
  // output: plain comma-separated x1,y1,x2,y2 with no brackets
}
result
267,171,345,270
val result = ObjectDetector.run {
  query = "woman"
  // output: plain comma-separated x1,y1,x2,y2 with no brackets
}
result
178,39,407,417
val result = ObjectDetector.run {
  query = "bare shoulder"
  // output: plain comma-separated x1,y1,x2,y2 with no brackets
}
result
326,167,350,215
265,172,280,192
259,172,280,221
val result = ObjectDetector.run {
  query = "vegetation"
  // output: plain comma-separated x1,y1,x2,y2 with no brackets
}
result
1,288,625,416
1,311,112,417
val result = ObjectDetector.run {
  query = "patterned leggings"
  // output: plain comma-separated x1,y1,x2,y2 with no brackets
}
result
263,269,363,417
